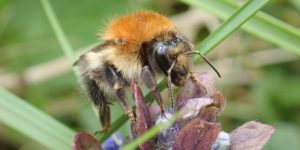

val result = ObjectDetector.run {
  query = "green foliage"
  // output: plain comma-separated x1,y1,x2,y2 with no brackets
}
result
180,0,300,56
193,0,269,55
0,88,75,150
264,123,300,150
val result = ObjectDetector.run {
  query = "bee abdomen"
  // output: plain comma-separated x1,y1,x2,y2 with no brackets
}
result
82,75,108,109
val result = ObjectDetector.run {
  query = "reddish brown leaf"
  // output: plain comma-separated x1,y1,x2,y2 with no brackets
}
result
72,132,101,150
230,121,275,150
173,119,220,150
131,83,153,150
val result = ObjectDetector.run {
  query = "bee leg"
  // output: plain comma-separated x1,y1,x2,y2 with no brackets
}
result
94,104,111,135
142,66,165,116
83,76,111,134
115,88,137,137
104,64,137,136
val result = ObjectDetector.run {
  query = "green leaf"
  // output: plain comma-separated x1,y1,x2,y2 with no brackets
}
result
179,0,300,56
194,0,269,54
0,88,75,150
264,123,300,150
40,0,80,76
289,0,300,11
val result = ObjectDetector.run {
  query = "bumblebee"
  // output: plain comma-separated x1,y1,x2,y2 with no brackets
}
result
75,11,220,132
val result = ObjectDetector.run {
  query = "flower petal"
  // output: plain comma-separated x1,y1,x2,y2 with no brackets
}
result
173,119,220,150
175,73,207,110
131,83,153,150
230,121,275,150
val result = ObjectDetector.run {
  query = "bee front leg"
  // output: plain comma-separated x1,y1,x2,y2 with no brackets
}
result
142,66,165,116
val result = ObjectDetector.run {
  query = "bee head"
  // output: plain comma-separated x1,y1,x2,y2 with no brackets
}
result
148,33,193,86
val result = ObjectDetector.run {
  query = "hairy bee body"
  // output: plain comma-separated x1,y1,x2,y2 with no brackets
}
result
76,11,193,131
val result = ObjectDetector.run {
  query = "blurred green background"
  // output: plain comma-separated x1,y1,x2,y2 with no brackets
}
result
0,0,300,149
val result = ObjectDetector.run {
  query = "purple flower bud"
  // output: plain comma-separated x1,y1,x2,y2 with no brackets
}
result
101,132,123,150
155,112,179,149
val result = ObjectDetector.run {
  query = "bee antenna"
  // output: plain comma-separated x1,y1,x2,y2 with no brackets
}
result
186,51,221,78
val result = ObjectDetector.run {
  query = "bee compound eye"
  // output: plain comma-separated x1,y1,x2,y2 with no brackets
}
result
155,43,167,55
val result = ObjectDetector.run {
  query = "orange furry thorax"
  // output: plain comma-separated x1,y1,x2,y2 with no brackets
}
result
103,11,175,53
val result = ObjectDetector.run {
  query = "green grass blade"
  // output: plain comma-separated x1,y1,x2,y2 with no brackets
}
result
290,0,300,10
98,114,128,142
180,0,300,56
0,88,75,150
195,0,269,54
40,0,80,76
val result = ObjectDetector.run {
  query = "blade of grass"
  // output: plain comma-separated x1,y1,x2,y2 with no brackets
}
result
179,0,300,56
109,0,268,143
98,114,128,142
0,1,80,149
0,88,75,150
40,0,80,76
195,0,268,54
290,0,300,11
